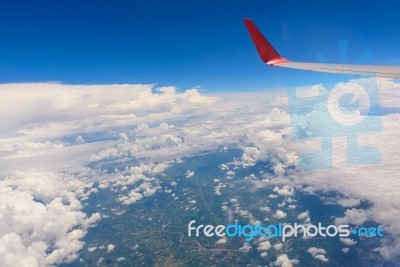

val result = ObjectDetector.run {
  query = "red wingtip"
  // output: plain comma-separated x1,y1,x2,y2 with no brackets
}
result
243,19,288,65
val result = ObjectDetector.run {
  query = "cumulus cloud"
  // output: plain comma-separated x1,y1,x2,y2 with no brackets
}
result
259,206,271,213
214,182,226,196
336,197,361,208
297,210,310,221
314,254,329,262
273,185,294,196
340,238,357,246
239,242,252,253
274,254,299,267
226,170,235,176
185,170,194,178
1,78,400,265
0,83,217,266
375,78,400,110
87,247,97,252
118,190,143,205
334,208,368,226
342,247,349,254
216,237,227,244
0,171,100,267
307,247,328,262
106,244,115,253
274,210,287,219
257,241,271,251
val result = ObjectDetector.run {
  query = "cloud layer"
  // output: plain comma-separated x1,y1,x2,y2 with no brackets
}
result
0,78,399,265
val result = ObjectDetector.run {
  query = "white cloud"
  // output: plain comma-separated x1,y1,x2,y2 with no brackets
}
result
118,191,143,205
274,254,299,267
0,83,216,266
258,241,271,251
239,242,252,253
342,247,349,253
314,254,328,262
307,247,328,262
185,170,194,178
274,210,287,219
376,78,400,109
273,185,294,196
216,237,227,244
1,78,400,264
106,244,115,253
297,211,309,220
214,182,226,196
295,84,326,98
334,208,368,226
226,170,235,176
87,247,97,252
259,206,271,213
219,164,229,170
0,171,100,267
340,238,357,246
307,247,326,255
117,257,126,262
336,197,360,208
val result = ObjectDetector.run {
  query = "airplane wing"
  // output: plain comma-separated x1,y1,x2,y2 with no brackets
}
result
243,18,400,78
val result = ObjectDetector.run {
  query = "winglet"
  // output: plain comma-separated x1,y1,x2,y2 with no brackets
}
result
243,18,288,66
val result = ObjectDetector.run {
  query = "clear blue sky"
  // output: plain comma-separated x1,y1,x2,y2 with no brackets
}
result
0,0,400,91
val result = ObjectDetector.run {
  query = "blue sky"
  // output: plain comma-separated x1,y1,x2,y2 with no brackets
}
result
0,0,399,92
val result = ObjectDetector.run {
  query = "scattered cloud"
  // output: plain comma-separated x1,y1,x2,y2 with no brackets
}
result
297,210,310,221
273,185,294,196
106,244,115,253
340,238,357,246
274,210,287,219
216,237,227,244
257,240,271,251
308,247,328,262
274,254,299,267
336,197,361,208
334,208,368,226
1,78,400,264
185,170,194,178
